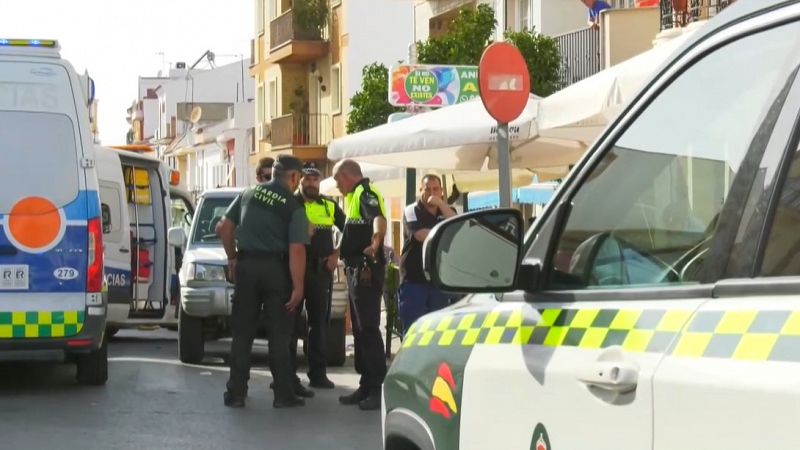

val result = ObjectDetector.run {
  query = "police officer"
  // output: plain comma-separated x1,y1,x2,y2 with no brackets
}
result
290,161,346,389
217,155,309,409
333,159,387,411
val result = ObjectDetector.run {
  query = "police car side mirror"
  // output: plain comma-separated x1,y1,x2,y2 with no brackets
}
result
423,208,523,294
168,227,186,247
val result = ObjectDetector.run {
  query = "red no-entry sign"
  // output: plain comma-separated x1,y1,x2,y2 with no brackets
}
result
478,42,531,123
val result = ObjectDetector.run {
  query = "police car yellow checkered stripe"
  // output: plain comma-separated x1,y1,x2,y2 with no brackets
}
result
402,308,800,363
0,310,85,339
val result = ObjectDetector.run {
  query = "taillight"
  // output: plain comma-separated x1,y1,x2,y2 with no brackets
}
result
87,218,103,293
132,247,152,282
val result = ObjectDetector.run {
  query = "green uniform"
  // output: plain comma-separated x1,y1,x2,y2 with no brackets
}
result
224,182,308,252
223,180,309,404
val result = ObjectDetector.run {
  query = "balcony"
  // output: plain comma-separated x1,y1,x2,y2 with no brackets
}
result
269,9,328,64
555,27,601,88
270,113,332,159
660,0,736,30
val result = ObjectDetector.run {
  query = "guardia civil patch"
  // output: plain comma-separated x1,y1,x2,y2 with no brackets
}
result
531,423,552,450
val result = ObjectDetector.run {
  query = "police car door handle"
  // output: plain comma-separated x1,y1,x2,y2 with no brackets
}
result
119,247,130,254
577,362,639,393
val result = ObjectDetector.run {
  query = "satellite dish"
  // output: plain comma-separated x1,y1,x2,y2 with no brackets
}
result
190,106,203,124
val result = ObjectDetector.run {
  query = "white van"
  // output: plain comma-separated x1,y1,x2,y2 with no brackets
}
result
0,39,107,384
95,146,194,335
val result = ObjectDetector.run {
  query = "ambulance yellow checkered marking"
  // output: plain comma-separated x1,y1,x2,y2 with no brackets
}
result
0,310,84,339
401,307,800,363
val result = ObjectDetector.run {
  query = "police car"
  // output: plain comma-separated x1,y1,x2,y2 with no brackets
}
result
383,1,800,448
0,39,107,384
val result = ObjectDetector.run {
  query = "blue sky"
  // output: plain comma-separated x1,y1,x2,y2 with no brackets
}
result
1,1,253,144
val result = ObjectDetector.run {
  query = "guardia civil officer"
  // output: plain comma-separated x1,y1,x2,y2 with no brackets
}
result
217,155,309,409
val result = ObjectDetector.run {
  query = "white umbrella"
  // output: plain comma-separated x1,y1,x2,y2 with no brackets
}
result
536,25,701,143
319,162,536,197
327,94,582,172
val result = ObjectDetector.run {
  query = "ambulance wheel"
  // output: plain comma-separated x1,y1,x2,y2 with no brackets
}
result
106,327,119,337
327,318,346,367
76,336,108,386
179,308,204,364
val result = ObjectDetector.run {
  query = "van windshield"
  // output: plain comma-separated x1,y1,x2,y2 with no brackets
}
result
0,111,80,213
191,196,238,244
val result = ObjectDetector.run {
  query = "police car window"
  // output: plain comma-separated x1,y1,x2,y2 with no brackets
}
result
547,22,800,290
0,111,80,213
191,197,235,244
761,142,800,276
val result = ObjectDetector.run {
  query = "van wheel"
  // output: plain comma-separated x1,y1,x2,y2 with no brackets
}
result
327,318,346,367
106,327,119,337
179,308,204,364
76,336,108,386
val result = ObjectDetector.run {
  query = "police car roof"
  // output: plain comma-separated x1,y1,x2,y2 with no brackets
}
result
661,0,797,55
201,187,246,198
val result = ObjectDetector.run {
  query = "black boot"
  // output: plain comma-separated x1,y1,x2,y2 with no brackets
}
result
309,375,335,389
358,392,381,411
223,391,245,408
294,382,316,398
339,388,368,405
273,395,306,409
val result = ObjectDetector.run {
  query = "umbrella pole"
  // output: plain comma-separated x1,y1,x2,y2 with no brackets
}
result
497,122,512,208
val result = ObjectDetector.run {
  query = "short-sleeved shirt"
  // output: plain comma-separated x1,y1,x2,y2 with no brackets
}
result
224,181,309,252
400,201,452,283
340,178,386,262
589,1,611,21
295,193,347,261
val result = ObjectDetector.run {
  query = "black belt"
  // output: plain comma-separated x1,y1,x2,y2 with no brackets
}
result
238,250,287,261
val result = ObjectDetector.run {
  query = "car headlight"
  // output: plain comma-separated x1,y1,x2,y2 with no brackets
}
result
190,263,227,282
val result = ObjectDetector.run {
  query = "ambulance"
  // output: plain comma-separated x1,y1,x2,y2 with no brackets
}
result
0,39,106,384
94,146,194,335
383,1,800,449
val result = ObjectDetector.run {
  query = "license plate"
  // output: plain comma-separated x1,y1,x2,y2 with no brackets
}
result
0,265,28,290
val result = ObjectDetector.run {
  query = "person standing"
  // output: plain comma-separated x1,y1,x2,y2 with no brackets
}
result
333,159,387,411
255,157,274,183
399,174,457,335
290,161,346,389
582,0,612,27
217,155,309,409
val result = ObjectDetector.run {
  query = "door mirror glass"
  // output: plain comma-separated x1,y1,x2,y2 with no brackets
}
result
101,204,112,234
168,227,186,248
424,209,523,293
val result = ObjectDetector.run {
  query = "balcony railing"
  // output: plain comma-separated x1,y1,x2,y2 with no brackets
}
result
271,113,332,148
270,9,324,51
555,27,601,88
660,0,736,30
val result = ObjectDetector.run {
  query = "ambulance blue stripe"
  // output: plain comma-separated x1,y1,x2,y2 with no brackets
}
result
0,226,87,293
62,190,100,220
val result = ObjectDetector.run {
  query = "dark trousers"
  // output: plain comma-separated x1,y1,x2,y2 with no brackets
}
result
290,262,333,380
345,263,387,393
399,282,452,336
226,256,296,402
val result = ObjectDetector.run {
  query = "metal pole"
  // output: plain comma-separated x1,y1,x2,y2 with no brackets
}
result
497,122,512,208
406,168,416,206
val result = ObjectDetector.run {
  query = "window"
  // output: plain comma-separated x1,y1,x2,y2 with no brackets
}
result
257,0,265,34
191,197,237,244
269,0,278,20
546,22,800,291
519,0,530,31
257,83,265,123
99,184,123,241
761,141,800,276
331,64,342,114
269,78,279,119
171,196,193,239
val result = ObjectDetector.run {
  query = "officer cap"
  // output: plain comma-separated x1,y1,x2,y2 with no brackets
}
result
302,161,322,177
273,155,303,173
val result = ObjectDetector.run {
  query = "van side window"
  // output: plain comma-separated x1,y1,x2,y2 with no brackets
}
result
546,23,800,290
761,146,800,276
101,204,112,234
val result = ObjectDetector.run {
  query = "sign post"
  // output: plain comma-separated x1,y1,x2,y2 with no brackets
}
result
478,43,531,208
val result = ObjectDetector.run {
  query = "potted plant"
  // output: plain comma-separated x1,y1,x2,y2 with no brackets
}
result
293,0,329,40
